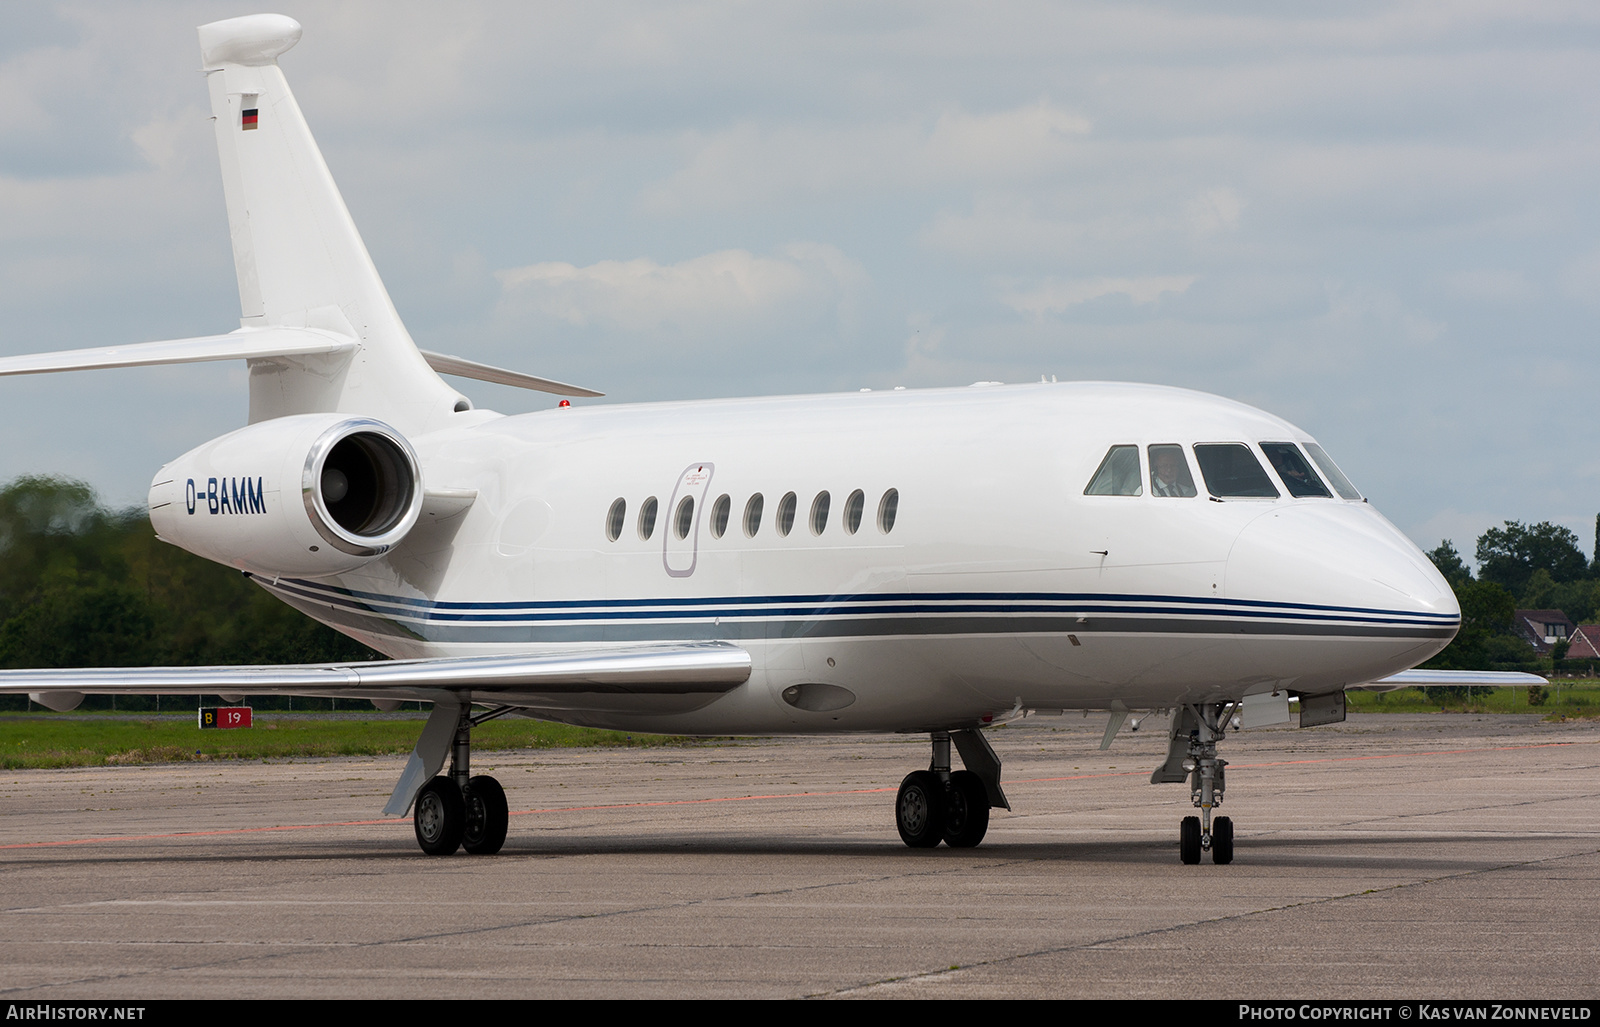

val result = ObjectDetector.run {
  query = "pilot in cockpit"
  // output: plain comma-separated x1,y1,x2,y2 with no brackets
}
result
1149,445,1197,498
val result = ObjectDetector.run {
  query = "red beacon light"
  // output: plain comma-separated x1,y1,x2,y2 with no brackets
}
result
558,400,570,408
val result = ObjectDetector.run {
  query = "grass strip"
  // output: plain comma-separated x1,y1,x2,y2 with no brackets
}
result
1346,684,1600,719
0,714,691,769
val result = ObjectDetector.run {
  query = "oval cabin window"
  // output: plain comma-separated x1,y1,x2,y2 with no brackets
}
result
638,496,658,540
843,490,864,534
744,493,764,537
776,492,797,537
810,491,830,536
710,494,730,539
674,496,695,539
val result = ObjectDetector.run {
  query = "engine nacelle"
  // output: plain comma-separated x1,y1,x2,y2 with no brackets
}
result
148,413,423,578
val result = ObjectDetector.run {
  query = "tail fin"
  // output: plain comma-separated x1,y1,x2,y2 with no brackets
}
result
198,14,465,432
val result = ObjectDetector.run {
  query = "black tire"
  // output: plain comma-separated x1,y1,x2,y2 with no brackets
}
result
1211,815,1234,865
896,770,947,848
462,775,509,855
414,777,466,856
942,770,990,848
1180,815,1201,865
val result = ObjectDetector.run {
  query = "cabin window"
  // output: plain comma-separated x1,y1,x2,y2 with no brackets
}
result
606,498,626,541
1193,445,1279,498
1085,445,1142,496
638,496,659,539
1147,445,1197,498
674,495,695,539
878,489,899,534
776,492,797,537
744,494,764,537
710,494,731,538
1260,443,1331,498
1304,443,1363,500
810,491,830,535
843,489,865,534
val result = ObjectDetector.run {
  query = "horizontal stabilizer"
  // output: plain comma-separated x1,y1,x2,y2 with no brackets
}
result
0,641,751,705
1353,668,1549,692
420,350,603,398
0,328,355,378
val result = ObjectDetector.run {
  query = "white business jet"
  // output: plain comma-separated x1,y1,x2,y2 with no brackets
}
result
0,15,1530,864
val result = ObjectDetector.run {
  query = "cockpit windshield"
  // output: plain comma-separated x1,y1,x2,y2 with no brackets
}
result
1193,444,1279,498
1259,442,1331,499
1147,444,1197,497
1084,445,1142,496
1303,442,1362,500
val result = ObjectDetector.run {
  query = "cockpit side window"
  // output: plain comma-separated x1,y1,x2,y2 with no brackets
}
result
1147,444,1197,498
1193,444,1279,498
1303,442,1362,500
1260,442,1331,498
1084,445,1142,496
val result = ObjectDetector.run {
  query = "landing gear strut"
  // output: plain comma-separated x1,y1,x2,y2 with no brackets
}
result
411,702,513,856
1161,703,1236,865
894,729,1009,849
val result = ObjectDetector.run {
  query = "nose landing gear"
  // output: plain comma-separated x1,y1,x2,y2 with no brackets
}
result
894,729,1009,849
1160,704,1236,865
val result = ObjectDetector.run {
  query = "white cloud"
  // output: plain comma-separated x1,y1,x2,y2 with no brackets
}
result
494,243,866,338
998,275,1198,317
640,99,1091,213
923,101,1091,179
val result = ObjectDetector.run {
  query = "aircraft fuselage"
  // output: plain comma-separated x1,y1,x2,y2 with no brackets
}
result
249,379,1458,734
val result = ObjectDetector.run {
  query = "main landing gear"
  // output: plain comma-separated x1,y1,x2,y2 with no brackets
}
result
1156,704,1236,865
894,729,1009,849
412,703,512,856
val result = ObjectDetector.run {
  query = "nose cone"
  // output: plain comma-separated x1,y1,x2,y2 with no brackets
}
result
1225,504,1459,682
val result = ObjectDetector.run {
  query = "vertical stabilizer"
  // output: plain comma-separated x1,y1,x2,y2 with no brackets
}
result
198,14,466,433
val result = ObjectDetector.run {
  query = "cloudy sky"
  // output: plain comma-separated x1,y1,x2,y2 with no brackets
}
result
2,1,1598,563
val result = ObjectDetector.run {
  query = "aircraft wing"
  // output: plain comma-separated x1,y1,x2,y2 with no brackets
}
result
1352,668,1548,691
1,641,751,818
0,641,752,709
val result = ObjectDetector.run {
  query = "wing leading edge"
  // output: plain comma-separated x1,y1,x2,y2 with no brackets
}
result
1353,669,1548,692
0,641,752,710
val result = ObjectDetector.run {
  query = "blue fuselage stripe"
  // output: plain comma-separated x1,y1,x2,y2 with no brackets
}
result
253,575,1458,632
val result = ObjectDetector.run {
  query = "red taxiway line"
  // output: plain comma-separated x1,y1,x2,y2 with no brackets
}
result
0,739,1576,851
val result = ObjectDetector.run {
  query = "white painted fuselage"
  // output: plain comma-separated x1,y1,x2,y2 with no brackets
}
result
255,380,1458,735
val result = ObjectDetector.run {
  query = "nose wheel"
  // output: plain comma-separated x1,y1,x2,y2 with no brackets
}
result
1167,703,1237,865
1179,813,1233,865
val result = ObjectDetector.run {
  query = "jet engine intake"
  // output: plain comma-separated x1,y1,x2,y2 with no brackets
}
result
148,413,423,578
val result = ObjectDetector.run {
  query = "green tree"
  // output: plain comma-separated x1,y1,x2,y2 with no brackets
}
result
1423,577,1523,672
1475,521,1587,595
1427,540,1472,585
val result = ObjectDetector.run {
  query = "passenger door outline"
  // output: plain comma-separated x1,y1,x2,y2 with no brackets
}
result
663,462,714,578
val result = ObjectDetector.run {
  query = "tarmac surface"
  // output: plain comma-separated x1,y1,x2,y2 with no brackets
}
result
1,712,1597,1000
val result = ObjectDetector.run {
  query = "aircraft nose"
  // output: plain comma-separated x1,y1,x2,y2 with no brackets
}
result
1225,503,1459,630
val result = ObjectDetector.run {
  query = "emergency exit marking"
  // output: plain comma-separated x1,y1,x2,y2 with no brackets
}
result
199,706,253,729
